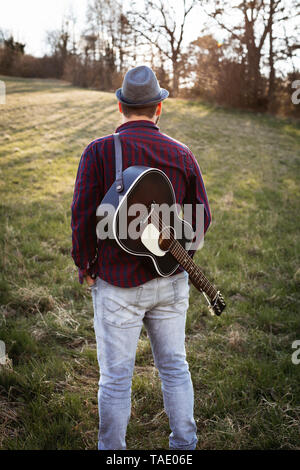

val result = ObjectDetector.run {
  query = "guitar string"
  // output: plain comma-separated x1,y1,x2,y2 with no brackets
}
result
145,207,217,299
124,204,217,300
142,207,214,296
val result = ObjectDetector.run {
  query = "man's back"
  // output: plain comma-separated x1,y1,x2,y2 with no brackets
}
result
71,119,211,287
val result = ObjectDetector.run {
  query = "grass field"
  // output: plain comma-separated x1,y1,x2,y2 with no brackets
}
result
0,76,300,450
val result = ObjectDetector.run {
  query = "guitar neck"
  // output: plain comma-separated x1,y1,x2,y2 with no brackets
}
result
169,239,218,301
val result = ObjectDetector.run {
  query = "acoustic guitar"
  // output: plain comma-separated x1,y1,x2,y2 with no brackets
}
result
96,166,226,316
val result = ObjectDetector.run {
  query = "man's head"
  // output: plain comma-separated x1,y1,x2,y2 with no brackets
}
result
115,66,168,124
118,101,162,124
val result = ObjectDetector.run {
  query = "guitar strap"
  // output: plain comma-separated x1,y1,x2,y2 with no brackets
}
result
113,133,124,193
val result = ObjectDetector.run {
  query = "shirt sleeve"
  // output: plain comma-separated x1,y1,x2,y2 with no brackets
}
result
71,144,103,284
183,149,211,256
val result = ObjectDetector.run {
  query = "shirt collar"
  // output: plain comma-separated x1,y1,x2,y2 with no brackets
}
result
115,120,159,133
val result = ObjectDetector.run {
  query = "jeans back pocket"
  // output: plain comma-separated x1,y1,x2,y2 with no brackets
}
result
102,286,144,328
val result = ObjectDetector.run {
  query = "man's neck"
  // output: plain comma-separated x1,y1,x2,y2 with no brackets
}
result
122,116,155,124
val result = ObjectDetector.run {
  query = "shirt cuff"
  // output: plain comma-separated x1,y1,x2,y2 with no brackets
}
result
78,267,87,284
78,260,98,285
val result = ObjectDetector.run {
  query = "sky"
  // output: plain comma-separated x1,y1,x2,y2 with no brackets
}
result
0,0,219,57
0,0,298,73
0,0,88,56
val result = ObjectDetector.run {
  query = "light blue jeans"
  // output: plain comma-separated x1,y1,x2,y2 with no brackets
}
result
91,271,197,450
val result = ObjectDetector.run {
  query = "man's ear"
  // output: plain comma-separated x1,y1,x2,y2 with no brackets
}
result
118,102,123,114
156,102,162,115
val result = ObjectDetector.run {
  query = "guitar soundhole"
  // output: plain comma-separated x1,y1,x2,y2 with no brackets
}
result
159,226,175,252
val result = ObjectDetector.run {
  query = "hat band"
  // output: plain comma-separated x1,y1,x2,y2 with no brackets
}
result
121,90,163,105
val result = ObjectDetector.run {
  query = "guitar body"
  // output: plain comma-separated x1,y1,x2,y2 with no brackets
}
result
97,166,194,276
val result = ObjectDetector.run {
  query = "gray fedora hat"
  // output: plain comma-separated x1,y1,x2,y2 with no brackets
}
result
116,65,169,107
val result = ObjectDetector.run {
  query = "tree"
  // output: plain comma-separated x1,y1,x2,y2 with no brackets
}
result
127,0,200,96
85,0,135,88
187,35,222,96
0,32,25,75
186,34,248,107
46,19,71,78
268,0,276,107
205,0,296,108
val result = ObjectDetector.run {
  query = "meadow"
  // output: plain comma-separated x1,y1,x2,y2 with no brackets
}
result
0,76,299,449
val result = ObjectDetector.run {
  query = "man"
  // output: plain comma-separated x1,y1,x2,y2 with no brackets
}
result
71,66,211,450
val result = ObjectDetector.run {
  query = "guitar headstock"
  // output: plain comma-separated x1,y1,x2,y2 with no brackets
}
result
204,291,226,316
211,291,226,316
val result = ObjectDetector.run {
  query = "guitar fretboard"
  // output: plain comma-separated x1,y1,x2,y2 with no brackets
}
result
169,238,218,301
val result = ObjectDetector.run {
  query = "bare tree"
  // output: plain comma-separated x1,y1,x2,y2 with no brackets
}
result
127,0,200,96
205,0,296,107
0,30,26,76
88,0,134,69
271,0,300,77
268,0,276,107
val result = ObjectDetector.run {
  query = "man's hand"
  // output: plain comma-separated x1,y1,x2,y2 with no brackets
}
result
85,275,96,287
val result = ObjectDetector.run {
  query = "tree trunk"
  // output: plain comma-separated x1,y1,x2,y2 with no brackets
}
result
246,44,262,107
172,61,179,97
268,0,275,110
